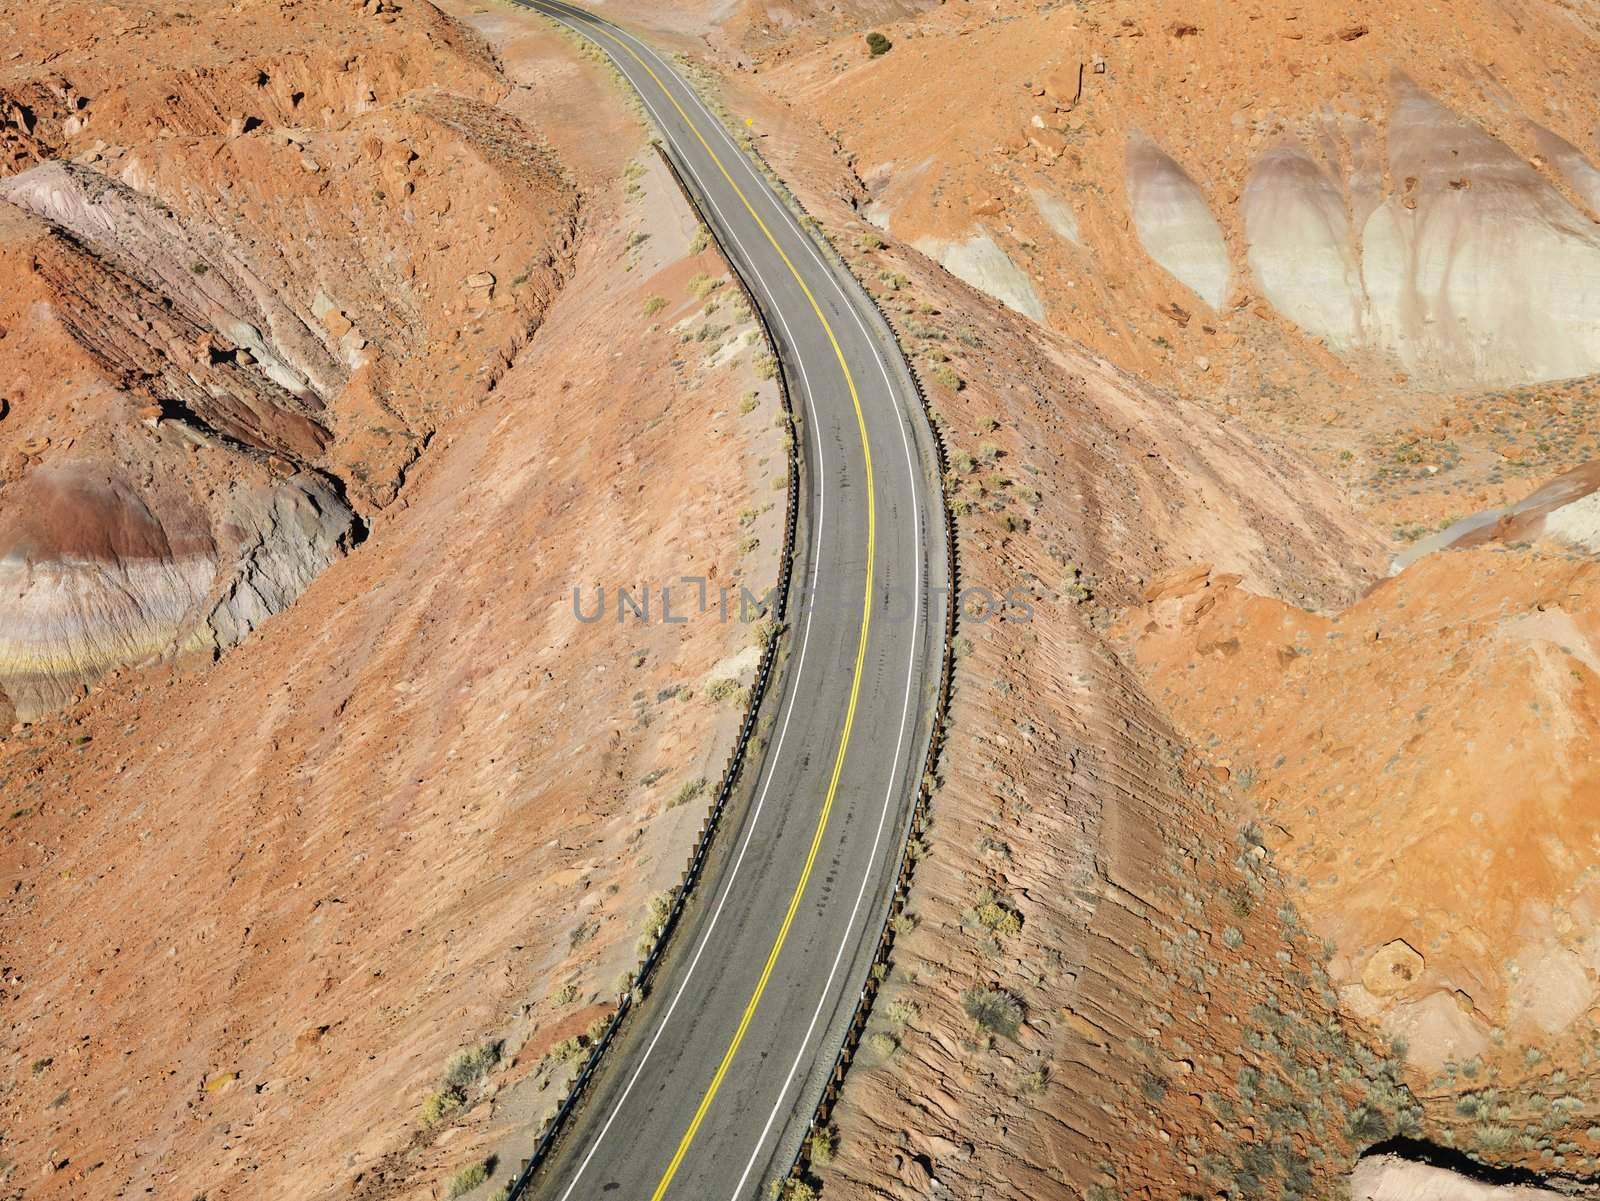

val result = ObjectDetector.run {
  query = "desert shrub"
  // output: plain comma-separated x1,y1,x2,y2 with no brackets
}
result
690,225,712,253
865,31,892,56
688,272,722,298
445,1043,502,1091
965,887,1023,938
961,986,1024,1038
421,1089,460,1124
670,778,707,808
807,1125,839,1165
646,890,675,936
643,295,667,316
885,997,920,1026
705,678,741,704
550,1035,584,1062
739,391,759,414
868,1031,897,1056
447,1161,489,1198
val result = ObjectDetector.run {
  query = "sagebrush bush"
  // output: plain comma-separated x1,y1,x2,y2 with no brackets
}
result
961,986,1024,1038
447,1161,488,1198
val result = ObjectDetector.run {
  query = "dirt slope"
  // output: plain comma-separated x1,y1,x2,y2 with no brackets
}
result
1120,491,1600,1177
0,0,575,723
0,6,789,1199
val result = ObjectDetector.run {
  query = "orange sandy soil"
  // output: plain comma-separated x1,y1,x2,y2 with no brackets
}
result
571,0,1600,1193
1121,545,1600,1173
0,5,787,1198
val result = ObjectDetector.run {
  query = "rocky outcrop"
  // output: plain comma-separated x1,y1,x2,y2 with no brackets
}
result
0,0,577,725
1240,78,1600,388
911,229,1046,320
1361,79,1600,388
1125,131,1232,309
2,162,347,408
0,464,353,723
1351,1155,1568,1201
200,473,355,652
1242,144,1367,348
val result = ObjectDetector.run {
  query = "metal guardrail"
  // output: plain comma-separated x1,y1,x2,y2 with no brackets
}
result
500,139,804,1201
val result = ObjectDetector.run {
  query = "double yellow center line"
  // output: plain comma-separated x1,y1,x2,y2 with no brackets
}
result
528,4,881,1198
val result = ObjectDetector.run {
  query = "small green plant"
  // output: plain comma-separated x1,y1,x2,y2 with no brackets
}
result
191,261,209,275
670,777,707,808
964,886,1023,938
705,678,742,705
628,231,650,250
643,295,667,316
690,225,713,254
865,31,892,56
885,997,920,1026
773,1180,819,1201
807,1125,839,1166
961,986,1024,1038
421,1089,460,1124
929,364,962,391
421,1042,501,1124
755,353,778,380
739,391,759,414
447,1160,489,1198
868,1030,897,1056
445,1043,502,1091
688,272,723,298
1020,1059,1050,1093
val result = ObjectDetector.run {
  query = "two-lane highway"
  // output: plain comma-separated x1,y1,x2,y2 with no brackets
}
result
512,5,949,1198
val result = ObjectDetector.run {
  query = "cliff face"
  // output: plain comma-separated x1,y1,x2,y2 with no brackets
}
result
0,0,577,722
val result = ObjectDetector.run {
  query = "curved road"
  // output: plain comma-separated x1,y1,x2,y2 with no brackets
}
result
513,4,948,1199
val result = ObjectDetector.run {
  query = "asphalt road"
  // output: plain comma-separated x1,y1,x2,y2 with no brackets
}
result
513,4,949,1198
